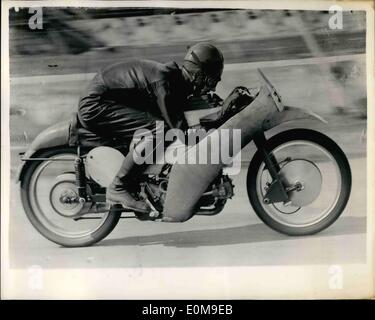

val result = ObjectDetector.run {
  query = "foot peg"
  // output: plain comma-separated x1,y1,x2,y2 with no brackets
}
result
134,210,162,221
134,200,162,221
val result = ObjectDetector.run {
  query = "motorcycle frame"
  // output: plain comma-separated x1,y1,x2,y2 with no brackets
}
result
19,132,290,205
17,111,325,208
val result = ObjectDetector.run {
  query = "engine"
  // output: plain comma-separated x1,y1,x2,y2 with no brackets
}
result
141,172,234,215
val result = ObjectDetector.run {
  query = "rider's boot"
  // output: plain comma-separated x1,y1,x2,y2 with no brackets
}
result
106,150,150,214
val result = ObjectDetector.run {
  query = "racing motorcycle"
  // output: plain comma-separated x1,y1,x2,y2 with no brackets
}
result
16,69,351,247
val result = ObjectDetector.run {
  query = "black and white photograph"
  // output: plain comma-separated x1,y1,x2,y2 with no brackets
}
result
1,0,374,299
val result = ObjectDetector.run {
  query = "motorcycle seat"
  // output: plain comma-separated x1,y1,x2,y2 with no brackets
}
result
69,113,124,148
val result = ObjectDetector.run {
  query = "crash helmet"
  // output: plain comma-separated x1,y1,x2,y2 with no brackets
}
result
182,42,224,94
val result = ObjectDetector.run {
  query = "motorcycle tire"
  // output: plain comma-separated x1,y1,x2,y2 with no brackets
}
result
20,147,122,247
247,128,352,236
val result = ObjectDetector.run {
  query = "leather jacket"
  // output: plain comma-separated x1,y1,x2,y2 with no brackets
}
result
78,59,192,129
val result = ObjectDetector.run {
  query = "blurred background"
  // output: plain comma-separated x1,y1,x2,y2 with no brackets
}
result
9,7,367,172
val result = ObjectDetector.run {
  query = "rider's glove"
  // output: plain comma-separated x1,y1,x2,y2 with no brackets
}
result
221,86,254,119
205,92,224,107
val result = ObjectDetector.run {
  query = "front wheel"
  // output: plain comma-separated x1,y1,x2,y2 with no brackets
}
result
20,147,122,247
247,129,352,236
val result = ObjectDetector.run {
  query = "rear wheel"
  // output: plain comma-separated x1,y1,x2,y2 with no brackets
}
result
20,147,122,247
247,129,351,236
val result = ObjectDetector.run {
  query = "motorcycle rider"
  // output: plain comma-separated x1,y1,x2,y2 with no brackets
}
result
78,42,225,213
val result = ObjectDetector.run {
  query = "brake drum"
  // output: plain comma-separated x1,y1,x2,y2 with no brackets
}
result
279,159,322,207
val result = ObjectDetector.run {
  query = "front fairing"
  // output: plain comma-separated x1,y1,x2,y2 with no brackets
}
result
163,84,280,222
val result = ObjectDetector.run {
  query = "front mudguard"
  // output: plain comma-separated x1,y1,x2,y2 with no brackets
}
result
262,106,327,131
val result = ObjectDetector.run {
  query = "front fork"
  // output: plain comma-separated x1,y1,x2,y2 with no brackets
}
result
253,131,289,204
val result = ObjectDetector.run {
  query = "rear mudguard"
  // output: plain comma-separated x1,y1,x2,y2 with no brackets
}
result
262,106,327,131
15,119,72,182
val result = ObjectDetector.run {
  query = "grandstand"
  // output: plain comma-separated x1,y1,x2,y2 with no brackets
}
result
9,8,365,75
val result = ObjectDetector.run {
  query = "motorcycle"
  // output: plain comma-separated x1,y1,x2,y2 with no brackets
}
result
16,69,351,247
